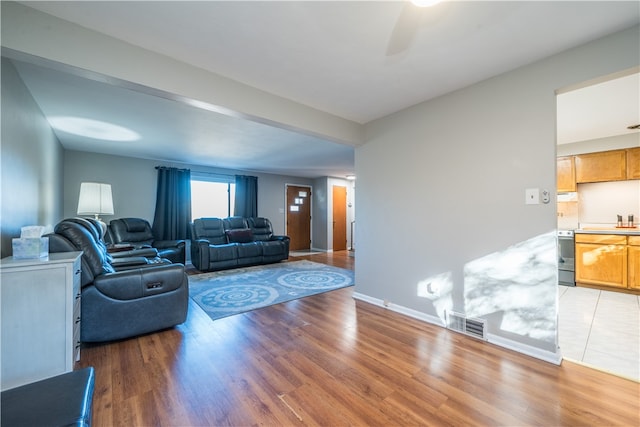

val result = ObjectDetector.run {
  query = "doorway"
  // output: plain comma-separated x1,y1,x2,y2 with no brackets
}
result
332,185,347,251
286,185,311,251
556,70,640,381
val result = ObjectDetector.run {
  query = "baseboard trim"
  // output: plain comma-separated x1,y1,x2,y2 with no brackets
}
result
487,334,562,365
352,292,445,328
352,292,562,365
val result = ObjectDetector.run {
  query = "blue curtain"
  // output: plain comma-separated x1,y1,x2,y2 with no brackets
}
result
152,167,192,240
234,175,258,218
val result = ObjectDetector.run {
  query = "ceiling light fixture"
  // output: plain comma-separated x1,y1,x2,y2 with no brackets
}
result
48,116,140,141
346,175,356,180
411,0,443,7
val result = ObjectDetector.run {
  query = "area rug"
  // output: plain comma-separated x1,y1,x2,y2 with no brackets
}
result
189,260,354,321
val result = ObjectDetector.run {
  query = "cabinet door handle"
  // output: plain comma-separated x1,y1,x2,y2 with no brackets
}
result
75,269,81,275
75,316,81,324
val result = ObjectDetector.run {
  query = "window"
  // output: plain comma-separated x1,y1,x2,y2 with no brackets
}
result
190,175,235,220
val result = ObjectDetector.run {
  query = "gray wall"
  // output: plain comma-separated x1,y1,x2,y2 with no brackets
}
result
63,150,313,236
356,25,639,359
312,178,328,250
311,177,356,251
1,58,64,258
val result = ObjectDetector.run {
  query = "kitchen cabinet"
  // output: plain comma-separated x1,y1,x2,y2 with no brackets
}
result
575,149,627,183
0,252,82,391
557,156,576,192
627,147,640,180
575,234,627,289
629,236,640,290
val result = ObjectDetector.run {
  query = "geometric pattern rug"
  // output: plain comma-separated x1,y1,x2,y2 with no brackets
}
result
189,260,354,321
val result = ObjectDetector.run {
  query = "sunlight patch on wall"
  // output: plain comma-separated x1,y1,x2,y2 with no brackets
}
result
48,116,140,141
417,271,453,324
463,232,557,343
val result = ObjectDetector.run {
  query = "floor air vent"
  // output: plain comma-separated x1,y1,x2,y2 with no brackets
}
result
446,311,487,340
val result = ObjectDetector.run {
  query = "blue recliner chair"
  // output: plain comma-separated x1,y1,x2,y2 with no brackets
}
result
47,218,189,342
107,217,186,264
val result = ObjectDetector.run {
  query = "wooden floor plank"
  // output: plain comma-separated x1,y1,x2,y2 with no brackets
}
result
78,251,640,426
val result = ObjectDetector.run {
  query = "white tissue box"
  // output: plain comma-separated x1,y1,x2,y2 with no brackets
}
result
12,237,49,259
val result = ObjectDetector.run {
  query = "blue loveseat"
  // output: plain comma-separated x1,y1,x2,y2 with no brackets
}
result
190,217,289,272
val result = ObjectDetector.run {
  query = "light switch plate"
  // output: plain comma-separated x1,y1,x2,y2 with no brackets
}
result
525,188,539,205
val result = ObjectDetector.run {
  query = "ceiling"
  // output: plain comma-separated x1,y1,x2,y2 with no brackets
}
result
8,1,640,178
557,71,640,145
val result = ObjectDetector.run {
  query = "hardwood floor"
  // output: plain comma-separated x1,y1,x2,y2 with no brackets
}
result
79,251,639,426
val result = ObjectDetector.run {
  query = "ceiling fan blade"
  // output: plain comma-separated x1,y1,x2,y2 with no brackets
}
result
386,3,424,56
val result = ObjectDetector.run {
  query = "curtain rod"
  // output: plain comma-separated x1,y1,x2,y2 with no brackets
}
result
155,166,190,171
190,170,234,179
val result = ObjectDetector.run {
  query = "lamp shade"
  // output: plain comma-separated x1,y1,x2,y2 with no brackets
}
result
77,182,114,217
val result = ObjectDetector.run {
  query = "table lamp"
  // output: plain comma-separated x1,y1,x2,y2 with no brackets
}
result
77,182,114,235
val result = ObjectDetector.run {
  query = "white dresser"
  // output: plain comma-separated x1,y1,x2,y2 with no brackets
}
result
0,251,82,391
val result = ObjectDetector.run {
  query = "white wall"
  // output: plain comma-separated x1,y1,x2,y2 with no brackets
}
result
579,181,640,226
63,150,313,236
1,1,363,147
1,58,64,258
356,25,639,361
557,133,639,156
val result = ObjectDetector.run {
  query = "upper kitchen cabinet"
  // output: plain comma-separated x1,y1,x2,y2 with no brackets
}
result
557,156,576,192
575,149,626,183
626,147,640,180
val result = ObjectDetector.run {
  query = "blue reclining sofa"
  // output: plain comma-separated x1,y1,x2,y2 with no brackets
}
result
190,217,289,272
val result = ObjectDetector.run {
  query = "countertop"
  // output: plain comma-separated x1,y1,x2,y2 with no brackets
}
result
575,228,640,236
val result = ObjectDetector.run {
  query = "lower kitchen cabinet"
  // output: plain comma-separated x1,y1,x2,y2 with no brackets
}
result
629,236,640,290
0,252,82,391
575,234,627,289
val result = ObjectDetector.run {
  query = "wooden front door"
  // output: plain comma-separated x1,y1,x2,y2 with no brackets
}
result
286,185,311,251
332,185,347,251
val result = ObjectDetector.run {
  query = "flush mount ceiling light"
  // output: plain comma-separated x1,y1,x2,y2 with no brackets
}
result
411,0,443,7
48,116,140,141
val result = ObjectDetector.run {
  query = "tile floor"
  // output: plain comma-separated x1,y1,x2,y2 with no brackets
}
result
559,285,639,382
